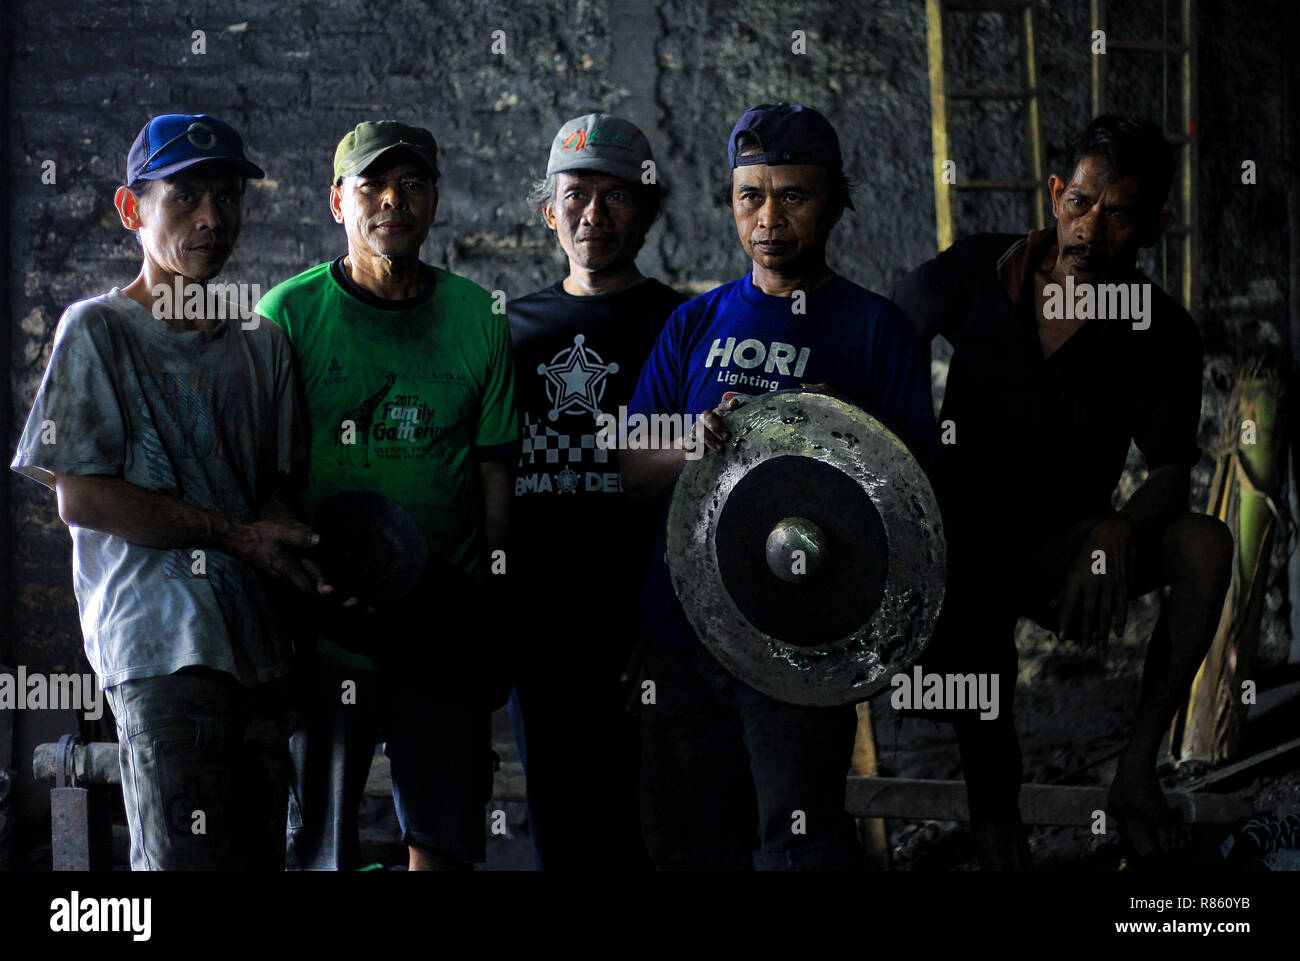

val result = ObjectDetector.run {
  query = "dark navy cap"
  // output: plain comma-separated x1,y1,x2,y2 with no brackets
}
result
126,114,265,184
728,103,853,210
728,102,846,170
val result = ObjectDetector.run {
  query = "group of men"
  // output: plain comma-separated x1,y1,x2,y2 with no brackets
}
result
12,100,1232,871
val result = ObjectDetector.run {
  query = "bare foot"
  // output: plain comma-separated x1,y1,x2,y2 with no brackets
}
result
970,817,1033,870
1107,772,1192,859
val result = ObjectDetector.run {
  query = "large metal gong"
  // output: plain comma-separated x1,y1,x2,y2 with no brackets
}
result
667,390,946,707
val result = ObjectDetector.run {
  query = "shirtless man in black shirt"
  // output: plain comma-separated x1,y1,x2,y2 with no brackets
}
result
893,116,1233,869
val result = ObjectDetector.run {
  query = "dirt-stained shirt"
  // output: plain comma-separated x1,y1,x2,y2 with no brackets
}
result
11,288,301,689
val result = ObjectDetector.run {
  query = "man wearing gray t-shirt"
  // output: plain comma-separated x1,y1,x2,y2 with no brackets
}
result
11,114,326,870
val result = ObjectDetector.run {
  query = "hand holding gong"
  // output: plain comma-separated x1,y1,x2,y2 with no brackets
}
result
693,396,746,453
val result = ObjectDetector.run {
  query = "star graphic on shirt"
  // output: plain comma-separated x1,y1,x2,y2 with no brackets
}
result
556,465,580,494
537,333,619,422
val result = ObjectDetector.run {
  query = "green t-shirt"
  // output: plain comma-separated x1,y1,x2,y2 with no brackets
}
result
257,260,519,669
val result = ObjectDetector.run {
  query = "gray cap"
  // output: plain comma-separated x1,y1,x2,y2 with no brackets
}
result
546,113,652,184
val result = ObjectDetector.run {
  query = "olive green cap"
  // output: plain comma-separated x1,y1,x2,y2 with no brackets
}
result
333,121,439,184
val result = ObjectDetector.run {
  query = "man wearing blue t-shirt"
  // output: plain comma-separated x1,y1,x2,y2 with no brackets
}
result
622,103,939,870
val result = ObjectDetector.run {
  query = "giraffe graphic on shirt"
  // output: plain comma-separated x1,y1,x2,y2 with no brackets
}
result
337,371,397,468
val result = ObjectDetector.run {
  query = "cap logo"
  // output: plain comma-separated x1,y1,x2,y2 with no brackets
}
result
561,125,634,152
186,122,217,151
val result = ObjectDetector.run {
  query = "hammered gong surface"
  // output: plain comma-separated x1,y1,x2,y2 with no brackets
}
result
715,455,888,645
667,390,946,706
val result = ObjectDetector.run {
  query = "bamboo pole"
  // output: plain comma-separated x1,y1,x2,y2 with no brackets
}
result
851,703,892,869
1170,359,1288,765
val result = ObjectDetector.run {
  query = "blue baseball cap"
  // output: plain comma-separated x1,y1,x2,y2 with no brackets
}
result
126,114,265,184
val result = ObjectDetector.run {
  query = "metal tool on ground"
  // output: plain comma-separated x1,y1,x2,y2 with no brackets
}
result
46,734,111,871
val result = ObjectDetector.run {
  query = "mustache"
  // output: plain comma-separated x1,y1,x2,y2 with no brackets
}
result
1063,243,1103,260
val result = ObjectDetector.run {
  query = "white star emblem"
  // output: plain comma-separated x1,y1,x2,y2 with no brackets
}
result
537,333,618,422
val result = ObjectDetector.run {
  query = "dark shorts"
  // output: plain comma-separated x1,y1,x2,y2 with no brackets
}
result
917,512,1168,715
286,660,494,869
639,642,862,871
104,668,291,871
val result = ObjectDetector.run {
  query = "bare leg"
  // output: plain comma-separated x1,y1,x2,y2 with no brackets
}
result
1109,513,1233,857
408,842,468,871
955,713,1033,870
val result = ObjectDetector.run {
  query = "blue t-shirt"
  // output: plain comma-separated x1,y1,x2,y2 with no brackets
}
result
627,271,940,646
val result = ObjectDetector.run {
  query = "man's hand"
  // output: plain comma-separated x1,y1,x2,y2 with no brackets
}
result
693,396,745,454
53,472,331,598
221,519,325,596
259,488,334,598
1054,514,1136,647
624,398,744,498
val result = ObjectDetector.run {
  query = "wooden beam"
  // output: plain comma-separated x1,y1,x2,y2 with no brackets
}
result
35,744,1252,826
1182,735,1300,793
33,741,532,804
845,777,1251,826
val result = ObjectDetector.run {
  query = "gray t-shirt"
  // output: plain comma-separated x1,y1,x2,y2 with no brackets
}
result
11,287,302,689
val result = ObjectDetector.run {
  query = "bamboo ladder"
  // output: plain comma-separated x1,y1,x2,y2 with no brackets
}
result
1090,0,1199,316
924,0,1049,252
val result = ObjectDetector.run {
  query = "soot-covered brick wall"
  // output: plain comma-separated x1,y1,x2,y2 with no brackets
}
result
5,0,1293,676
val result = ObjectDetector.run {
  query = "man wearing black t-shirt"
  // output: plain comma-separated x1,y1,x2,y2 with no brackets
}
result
892,116,1233,868
506,114,684,869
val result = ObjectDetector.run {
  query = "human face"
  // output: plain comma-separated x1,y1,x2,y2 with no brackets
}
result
731,163,842,274
330,151,438,260
543,171,649,272
117,164,243,281
1049,154,1161,283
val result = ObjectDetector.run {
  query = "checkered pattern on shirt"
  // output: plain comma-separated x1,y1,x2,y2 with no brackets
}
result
521,412,609,466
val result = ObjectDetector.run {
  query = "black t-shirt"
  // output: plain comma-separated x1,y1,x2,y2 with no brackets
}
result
507,277,687,616
892,230,1203,549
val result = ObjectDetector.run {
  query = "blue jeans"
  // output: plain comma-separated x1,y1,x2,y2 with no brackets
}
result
104,668,291,871
639,643,862,870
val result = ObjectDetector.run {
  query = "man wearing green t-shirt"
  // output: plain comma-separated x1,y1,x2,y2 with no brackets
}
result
256,121,518,871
